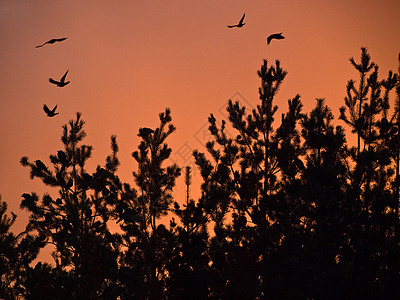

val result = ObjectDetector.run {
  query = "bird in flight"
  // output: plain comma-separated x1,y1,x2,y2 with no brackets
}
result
43,104,59,117
267,32,285,45
35,37,67,48
49,70,70,87
227,13,246,28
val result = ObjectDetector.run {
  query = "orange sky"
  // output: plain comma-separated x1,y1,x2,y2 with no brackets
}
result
1,0,400,234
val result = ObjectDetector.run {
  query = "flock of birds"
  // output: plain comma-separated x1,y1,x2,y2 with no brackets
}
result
35,37,69,117
37,13,283,118
228,13,285,44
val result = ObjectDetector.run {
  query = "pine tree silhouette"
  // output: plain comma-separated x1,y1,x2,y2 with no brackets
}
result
193,59,308,298
116,108,181,299
0,196,35,298
339,48,400,298
3,48,400,299
20,113,120,299
166,166,212,299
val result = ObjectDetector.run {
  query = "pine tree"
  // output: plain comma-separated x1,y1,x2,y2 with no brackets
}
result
299,99,348,298
193,59,307,298
0,196,19,299
20,113,120,299
165,166,211,299
7,48,400,299
0,196,42,299
339,48,400,297
117,108,181,298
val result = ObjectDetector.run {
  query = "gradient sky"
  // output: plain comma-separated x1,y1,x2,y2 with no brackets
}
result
1,0,400,235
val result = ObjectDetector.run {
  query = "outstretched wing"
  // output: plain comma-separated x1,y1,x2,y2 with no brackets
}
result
239,13,245,24
54,37,67,43
49,78,59,85
51,105,58,113
43,104,51,114
36,37,68,48
60,70,69,83
266,34,273,45
267,33,284,45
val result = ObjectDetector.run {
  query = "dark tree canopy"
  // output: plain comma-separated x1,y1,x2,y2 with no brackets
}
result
1,48,400,299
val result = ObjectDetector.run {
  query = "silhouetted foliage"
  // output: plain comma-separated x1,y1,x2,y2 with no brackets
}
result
3,48,400,299
19,113,120,299
165,166,211,299
116,108,181,299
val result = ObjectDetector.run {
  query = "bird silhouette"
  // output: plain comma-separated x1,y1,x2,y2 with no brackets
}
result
21,193,36,209
139,127,154,139
21,193,34,202
267,32,285,45
35,37,67,48
49,70,70,87
43,104,59,117
35,160,49,173
227,13,246,28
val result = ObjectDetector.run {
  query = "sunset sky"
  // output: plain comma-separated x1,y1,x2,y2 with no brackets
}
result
1,0,400,234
